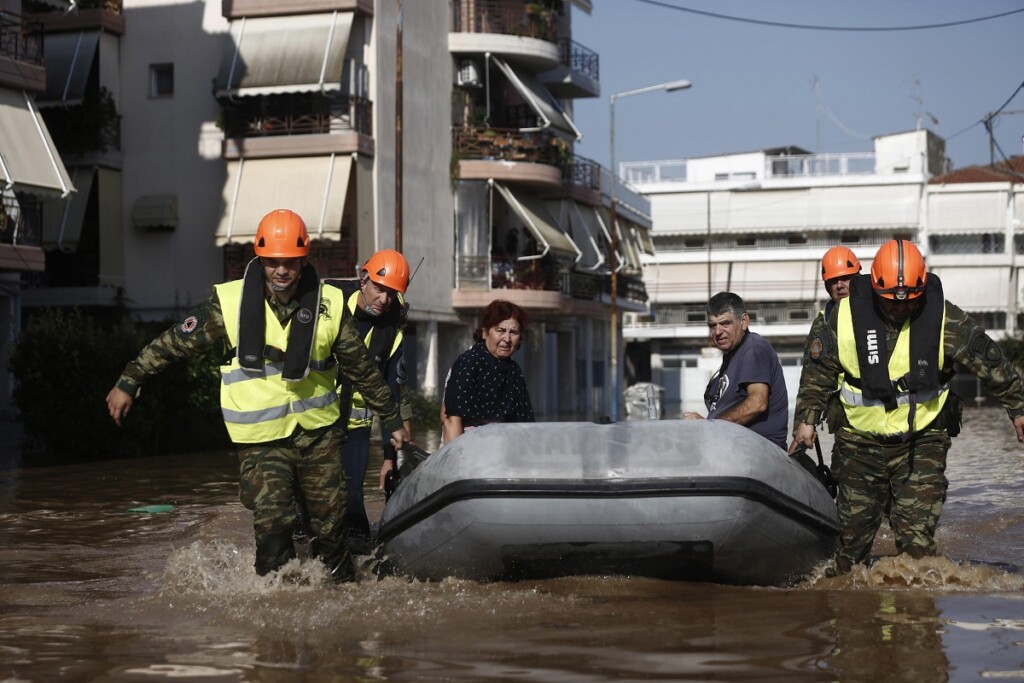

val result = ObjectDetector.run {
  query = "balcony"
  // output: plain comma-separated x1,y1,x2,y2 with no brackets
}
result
453,127,564,187
449,0,560,68
40,86,121,158
219,92,374,159
0,11,44,91
0,194,44,272
452,252,646,314
32,0,125,35
540,38,599,99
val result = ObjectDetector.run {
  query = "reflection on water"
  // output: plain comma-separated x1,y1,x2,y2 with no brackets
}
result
1,409,1023,681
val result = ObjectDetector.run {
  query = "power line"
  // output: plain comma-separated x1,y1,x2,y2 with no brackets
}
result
631,0,1024,32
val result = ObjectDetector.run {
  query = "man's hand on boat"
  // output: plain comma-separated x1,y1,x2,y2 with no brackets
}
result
682,412,705,420
389,425,411,451
788,422,816,454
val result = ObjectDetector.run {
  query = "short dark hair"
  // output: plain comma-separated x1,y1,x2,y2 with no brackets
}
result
707,291,746,319
474,299,529,342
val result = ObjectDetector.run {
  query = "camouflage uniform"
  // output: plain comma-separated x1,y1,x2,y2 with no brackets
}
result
793,299,1024,573
115,288,403,579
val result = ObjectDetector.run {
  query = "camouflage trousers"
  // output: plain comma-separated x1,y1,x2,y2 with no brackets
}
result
833,427,950,574
237,426,353,579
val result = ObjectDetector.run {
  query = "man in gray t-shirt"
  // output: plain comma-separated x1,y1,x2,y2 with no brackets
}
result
683,291,789,449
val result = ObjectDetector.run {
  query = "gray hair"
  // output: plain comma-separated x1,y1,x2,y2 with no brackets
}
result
707,291,747,319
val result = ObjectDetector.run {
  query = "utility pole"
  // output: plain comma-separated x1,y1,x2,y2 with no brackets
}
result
394,0,403,251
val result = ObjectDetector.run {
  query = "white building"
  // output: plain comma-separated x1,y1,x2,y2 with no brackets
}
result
623,129,1024,416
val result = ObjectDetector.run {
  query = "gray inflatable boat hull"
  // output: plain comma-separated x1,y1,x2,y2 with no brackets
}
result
378,420,838,586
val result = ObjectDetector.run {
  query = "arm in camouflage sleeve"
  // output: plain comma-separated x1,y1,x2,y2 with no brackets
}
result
792,311,844,429
115,294,228,399
944,301,1024,420
332,310,404,435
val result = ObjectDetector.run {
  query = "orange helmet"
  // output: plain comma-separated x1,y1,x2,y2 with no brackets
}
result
870,239,927,300
362,249,410,293
254,209,309,258
821,246,861,281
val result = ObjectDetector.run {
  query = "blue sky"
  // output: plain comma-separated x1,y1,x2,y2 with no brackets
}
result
570,1,1024,171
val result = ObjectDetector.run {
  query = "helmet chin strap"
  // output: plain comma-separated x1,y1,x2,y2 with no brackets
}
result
269,280,296,293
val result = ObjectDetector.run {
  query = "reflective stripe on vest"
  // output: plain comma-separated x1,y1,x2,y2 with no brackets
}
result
346,289,404,429
836,297,948,438
216,280,345,443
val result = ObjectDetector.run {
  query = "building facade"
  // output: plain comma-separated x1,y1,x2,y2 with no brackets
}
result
7,0,650,422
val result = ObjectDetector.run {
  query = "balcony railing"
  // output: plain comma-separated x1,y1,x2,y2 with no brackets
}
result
766,152,875,178
622,152,878,186
450,0,558,42
453,127,562,166
557,38,598,83
0,11,42,65
565,155,600,192
220,93,373,139
0,193,41,247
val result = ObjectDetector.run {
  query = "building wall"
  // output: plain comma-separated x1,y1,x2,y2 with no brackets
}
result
120,0,227,320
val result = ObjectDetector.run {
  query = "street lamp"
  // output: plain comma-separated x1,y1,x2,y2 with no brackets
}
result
608,78,691,422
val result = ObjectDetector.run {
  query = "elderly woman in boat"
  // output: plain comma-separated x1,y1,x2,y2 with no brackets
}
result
441,299,535,444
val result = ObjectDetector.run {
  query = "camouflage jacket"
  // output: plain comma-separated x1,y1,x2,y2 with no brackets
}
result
115,286,404,436
793,298,1024,428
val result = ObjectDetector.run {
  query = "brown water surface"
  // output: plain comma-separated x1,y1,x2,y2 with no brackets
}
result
1,408,1022,681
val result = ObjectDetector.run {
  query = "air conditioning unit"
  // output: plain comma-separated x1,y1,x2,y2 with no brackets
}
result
457,59,481,88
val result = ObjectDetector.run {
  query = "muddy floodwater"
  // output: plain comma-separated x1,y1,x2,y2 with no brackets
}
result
1,408,1023,681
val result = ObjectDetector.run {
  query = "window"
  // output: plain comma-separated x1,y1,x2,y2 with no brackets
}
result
149,64,174,97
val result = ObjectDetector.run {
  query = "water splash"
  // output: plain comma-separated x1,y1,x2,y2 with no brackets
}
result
804,554,1024,591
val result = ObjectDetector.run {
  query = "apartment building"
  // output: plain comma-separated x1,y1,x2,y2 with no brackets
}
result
0,0,76,412
7,0,648,421
623,129,1024,416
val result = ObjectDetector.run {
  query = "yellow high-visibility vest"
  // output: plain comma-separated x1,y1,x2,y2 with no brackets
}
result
345,288,404,429
216,280,344,443
836,298,948,437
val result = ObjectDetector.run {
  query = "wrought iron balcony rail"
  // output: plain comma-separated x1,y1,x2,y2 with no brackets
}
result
220,93,372,139
0,11,42,65
0,194,41,247
556,38,598,82
450,0,558,42
453,127,562,166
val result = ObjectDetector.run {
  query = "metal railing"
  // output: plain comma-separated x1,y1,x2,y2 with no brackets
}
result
632,303,817,328
0,11,42,65
0,193,41,247
452,127,561,166
557,38,598,82
220,93,373,139
621,152,879,186
450,0,558,42
651,233,896,254
565,155,600,192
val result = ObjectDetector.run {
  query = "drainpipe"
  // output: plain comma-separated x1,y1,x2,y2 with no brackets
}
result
395,0,403,251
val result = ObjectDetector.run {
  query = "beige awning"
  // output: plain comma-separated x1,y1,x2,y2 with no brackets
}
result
216,12,354,98
133,194,178,231
595,207,628,271
39,31,99,106
550,199,604,270
217,155,353,245
493,183,579,259
42,166,94,249
491,57,582,140
0,89,75,198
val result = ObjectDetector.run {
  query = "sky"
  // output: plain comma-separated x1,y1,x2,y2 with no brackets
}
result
570,0,1024,172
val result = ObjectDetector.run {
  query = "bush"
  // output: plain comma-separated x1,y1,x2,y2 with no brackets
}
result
10,308,228,464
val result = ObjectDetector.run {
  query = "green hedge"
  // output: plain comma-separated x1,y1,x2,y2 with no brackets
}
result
10,309,228,464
